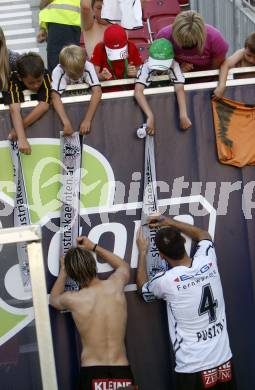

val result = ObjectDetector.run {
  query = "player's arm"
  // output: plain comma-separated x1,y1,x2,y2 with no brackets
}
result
80,0,94,31
136,227,149,289
134,83,155,135
214,49,245,99
49,257,72,310
148,215,212,242
174,83,192,130
77,236,130,286
80,85,102,134
51,91,74,136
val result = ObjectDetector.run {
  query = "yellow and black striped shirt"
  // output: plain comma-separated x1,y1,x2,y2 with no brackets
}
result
2,70,52,105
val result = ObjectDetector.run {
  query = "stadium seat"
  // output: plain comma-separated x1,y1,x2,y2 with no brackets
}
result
130,38,150,46
135,42,150,63
143,0,180,20
127,22,151,43
149,15,176,37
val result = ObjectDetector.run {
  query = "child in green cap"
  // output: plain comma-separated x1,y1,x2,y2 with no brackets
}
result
134,38,192,134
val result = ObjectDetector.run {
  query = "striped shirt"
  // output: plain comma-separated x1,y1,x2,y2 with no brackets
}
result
2,70,52,105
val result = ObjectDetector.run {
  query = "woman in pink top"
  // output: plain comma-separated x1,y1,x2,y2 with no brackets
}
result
156,10,229,72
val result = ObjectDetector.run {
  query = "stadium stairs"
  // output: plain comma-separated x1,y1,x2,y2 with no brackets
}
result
1,0,47,64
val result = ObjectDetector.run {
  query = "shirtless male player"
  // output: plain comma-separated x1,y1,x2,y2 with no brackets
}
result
50,235,137,389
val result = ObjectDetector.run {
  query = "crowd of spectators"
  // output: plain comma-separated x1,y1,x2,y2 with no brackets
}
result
1,1,255,154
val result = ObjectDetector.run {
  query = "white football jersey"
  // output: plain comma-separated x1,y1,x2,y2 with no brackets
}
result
51,61,100,94
101,0,143,30
136,60,185,87
142,240,232,373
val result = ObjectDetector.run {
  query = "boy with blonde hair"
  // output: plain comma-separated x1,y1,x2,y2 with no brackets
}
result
51,45,102,135
214,32,255,99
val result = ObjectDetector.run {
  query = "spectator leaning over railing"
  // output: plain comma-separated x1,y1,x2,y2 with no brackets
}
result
156,10,229,72
80,0,109,59
51,45,102,136
214,32,255,99
0,27,20,93
2,53,51,155
135,38,192,134
37,0,81,73
91,24,142,91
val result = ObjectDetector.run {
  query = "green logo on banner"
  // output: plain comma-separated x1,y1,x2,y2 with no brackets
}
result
0,138,115,346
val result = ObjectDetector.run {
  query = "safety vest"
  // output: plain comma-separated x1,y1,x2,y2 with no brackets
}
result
39,0,80,30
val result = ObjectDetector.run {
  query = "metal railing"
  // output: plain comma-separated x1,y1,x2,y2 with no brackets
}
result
1,66,255,108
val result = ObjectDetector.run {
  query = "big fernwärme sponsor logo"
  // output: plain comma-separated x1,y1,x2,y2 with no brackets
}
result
174,263,217,291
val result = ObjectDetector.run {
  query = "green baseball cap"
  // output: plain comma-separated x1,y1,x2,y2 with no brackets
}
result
148,38,174,70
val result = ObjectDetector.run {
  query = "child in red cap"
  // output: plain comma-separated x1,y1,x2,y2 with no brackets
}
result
91,24,142,89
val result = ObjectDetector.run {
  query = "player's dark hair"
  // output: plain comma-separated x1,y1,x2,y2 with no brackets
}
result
64,247,97,287
155,227,185,260
17,52,45,79
245,32,255,54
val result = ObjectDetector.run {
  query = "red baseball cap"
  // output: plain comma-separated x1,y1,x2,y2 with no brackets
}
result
104,24,128,61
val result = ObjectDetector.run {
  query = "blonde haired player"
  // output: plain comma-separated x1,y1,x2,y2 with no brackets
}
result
50,236,138,389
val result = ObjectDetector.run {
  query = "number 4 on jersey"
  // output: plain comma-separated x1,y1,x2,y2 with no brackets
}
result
199,284,218,323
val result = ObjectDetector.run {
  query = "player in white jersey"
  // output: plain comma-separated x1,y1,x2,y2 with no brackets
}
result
101,0,143,30
136,215,237,390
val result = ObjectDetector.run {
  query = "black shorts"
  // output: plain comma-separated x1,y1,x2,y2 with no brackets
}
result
175,360,237,390
77,365,137,390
